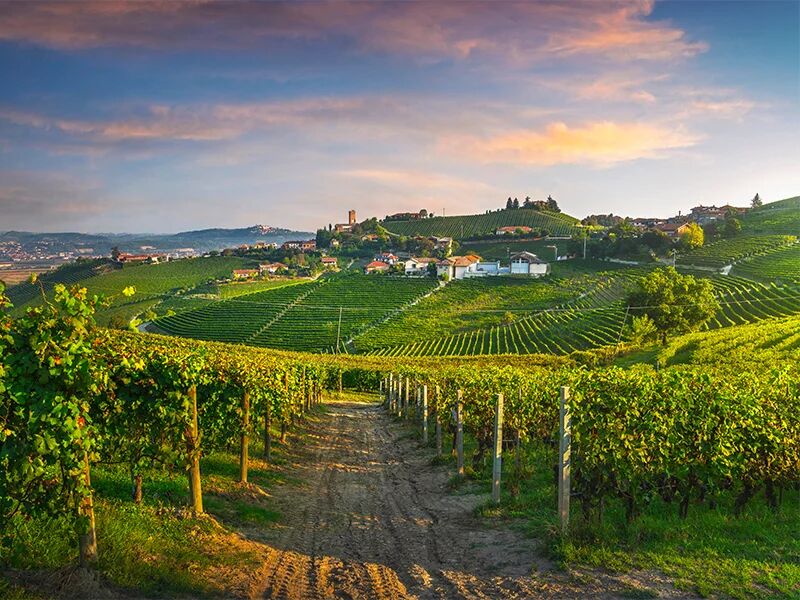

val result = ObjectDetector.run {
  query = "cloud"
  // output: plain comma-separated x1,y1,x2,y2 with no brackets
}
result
0,1,707,64
0,171,108,229
445,121,701,166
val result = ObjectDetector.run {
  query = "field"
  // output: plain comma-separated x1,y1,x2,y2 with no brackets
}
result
4,259,115,309
733,242,800,282
458,238,561,261
154,274,438,351
381,207,579,239
676,234,796,269
741,195,800,234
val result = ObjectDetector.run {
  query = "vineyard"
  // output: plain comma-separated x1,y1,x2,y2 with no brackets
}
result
154,274,438,351
676,234,796,269
1,282,798,599
4,258,115,309
733,243,800,282
741,195,800,235
380,208,579,239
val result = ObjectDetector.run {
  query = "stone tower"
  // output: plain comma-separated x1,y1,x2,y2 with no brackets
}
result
348,209,356,225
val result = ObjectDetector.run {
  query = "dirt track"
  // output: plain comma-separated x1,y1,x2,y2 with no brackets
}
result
251,401,695,599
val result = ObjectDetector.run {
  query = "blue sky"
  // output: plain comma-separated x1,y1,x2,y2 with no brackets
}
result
0,0,798,233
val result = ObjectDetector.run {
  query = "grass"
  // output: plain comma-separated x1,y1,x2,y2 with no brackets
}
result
0,414,313,598
466,441,800,599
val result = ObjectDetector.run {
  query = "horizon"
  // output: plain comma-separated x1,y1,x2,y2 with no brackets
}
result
1,0,799,233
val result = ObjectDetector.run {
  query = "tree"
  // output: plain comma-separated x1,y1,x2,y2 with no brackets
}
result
523,196,532,208
111,246,121,261
751,193,762,208
512,197,520,209
546,195,560,212
679,222,704,249
627,267,719,344
506,197,513,209
723,217,742,238
426,262,438,278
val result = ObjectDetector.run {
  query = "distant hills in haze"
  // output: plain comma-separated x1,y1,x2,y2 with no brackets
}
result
0,225,314,258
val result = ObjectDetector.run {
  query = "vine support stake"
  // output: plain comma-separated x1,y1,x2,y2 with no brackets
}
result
456,389,464,477
492,392,504,505
404,377,411,419
78,451,98,567
558,386,571,535
239,391,250,483
422,384,429,445
435,385,442,456
186,384,204,515
264,402,272,463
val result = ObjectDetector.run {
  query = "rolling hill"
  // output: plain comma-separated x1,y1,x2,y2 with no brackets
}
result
380,207,579,239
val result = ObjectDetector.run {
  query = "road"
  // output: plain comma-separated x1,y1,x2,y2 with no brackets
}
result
251,401,694,600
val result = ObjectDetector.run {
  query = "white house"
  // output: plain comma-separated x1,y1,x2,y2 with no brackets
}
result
510,252,550,276
436,255,481,280
404,256,437,276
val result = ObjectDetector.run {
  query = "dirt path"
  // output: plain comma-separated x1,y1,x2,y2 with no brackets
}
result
249,401,695,599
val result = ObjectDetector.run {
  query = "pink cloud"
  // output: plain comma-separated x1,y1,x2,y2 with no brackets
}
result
0,1,707,63
444,121,701,166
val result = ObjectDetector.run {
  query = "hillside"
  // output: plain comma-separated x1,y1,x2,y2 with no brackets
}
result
153,273,438,351
380,207,579,239
740,195,800,234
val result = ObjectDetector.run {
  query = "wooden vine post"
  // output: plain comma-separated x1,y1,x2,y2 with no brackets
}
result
558,386,571,534
239,391,250,483
78,449,98,566
263,378,277,461
491,392,504,505
186,384,204,515
397,377,404,417
422,384,429,445
456,389,464,477
404,377,411,419
435,385,442,456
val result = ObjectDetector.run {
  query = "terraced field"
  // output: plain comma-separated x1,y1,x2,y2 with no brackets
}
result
741,195,800,234
370,271,800,357
5,259,115,309
381,208,578,239
370,270,643,356
676,235,795,269
733,243,800,283
154,274,438,351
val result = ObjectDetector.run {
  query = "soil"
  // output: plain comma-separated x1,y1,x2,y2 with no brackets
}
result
247,401,698,599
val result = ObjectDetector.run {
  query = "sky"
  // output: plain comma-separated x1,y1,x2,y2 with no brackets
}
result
0,0,798,233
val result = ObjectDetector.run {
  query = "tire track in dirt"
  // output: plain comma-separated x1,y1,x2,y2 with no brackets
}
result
250,401,698,600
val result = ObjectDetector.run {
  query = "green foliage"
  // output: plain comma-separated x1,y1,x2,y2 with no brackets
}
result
678,222,704,249
741,195,799,235
381,208,578,239
677,234,795,269
1,285,107,528
628,268,718,342
733,242,800,283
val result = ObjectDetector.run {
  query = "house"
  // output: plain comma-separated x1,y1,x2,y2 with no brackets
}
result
330,239,341,248
654,223,691,238
301,239,316,251
374,252,399,265
436,255,482,280
321,257,338,268
282,240,302,250
365,260,391,274
259,262,285,275
404,256,437,275
361,234,379,242
430,237,453,251
496,226,533,236
232,269,259,280
385,210,427,221
509,252,550,276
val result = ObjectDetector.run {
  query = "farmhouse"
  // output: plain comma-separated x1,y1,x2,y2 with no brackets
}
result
404,256,437,275
374,252,399,265
385,209,427,221
654,223,691,238
364,260,391,274
321,257,338,268
259,262,285,274
509,252,550,276
232,269,259,280
436,255,481,280
496,226,533,236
